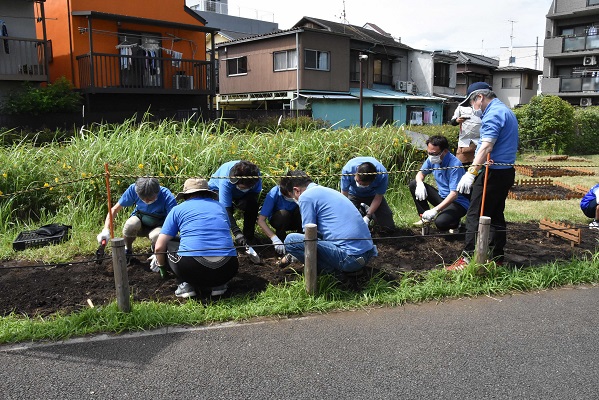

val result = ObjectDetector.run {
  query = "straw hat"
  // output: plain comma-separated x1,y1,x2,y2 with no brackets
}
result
176,178,218,200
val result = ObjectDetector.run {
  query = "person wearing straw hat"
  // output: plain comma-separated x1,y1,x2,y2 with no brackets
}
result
408,135,469,232
340,156,395,232
447,82,519,271
280,170,377,276
208,160,262,247
151,178,239,298
96,177,177,262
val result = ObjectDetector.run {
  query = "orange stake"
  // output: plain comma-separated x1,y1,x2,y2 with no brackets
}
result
103,163,114,239
480,153,491,217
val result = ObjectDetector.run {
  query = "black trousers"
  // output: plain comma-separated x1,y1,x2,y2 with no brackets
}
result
408,180,467,230
227,193,259,239
463,168,515,261
270,208,302,240
347,194,396,230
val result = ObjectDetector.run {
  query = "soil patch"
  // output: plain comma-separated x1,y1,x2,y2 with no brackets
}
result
508,184,578,200
1,222,597,317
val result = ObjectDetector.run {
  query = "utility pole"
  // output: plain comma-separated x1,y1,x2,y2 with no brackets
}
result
535,36,539,70
509,20,517,65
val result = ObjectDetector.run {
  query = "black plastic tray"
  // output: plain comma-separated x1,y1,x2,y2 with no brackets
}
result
13,229,70,251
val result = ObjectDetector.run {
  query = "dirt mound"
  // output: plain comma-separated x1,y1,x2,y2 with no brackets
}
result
1,222,597,317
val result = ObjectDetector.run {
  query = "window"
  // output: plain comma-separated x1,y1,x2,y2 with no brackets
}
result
274,50,297,71
589,0,599,6
226,56,247,76
305,49,330,71
523,74,533,90
433,63,450,87
502,77,521,89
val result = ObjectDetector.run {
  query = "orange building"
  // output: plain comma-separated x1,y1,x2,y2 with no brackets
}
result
40,0,218,117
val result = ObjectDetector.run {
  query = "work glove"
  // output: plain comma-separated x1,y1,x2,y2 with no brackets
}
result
270,235,285,255
97,228,110,245
358,203,370,217
415,182,427,201
457,172,476,194
363,215,372,226
234,233,247,247
148,254,160,273
422,208,438,222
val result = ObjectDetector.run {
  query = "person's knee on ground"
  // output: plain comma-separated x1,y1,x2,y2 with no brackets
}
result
284,233,305,263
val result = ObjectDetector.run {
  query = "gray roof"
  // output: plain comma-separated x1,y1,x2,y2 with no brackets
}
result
450,51,500,68
495,66,543,74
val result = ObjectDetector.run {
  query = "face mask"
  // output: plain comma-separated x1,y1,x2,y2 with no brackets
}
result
236,186,250,193
283,196,295,202
428,155,441,164
473,109,483,118
355,178,369,188
143,198,157,205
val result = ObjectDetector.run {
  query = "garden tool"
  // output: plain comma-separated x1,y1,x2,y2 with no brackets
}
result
95,238,107,264
420,215,430,236
246,245,261,264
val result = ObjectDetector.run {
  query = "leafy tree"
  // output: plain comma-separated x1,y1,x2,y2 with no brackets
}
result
516,95,574,154
569,106,599,155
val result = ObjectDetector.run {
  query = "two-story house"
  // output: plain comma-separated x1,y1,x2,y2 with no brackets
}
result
0,0,49,101
543,0,599,106
216,17,444,128
40,0,218,119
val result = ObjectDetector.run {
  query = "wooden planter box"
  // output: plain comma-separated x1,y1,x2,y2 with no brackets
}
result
508,179,581,200
515,165,595,178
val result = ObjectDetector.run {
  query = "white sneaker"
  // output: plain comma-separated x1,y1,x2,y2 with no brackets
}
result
590,220,599,231
175,282,196,298
210,284,228,296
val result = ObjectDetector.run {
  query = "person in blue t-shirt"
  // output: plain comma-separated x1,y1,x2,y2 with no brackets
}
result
449,82,519,270
151,178,239,299
257,185,302,256
208,160,262,247
340,156,395,232
580,183,599,230
96,177,177,259
280,170,377,275
408,135,469,232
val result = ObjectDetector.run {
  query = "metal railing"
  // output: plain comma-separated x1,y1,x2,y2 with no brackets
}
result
563,33,599,52
76,53,213,93
560,75,599,92
0,36,47,81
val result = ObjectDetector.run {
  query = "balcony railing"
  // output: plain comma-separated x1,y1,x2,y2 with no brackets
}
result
560,75,599,92
76,53,213,94
0,36,47,81
563,33,599,52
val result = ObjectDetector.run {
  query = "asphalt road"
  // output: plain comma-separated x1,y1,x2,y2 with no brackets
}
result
1,285,599,399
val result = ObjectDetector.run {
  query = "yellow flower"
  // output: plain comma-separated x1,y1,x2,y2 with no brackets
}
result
138,164,144,169
174,165,178,171
67,195,72,200
159,172,164,177
44,182,50,187
54,177,59,183
117,180,121,185
2,172,6,178
81,172,86,178
0,191,4,196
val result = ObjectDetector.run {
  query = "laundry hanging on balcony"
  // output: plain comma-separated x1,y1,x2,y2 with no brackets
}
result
0,20,9,54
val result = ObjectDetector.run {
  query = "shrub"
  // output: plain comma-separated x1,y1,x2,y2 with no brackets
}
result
569,106,599,155
1,77,82,115
516,95,574,154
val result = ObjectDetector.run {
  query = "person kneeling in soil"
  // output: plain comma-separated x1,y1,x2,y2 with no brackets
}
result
408,135,470,232
97,177,177,261
151,179,239,298
340,156,396,233
280,170,377,275
257,183,302,265
580,183,599,230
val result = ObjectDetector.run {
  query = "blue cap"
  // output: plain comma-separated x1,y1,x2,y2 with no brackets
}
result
460,82,492,106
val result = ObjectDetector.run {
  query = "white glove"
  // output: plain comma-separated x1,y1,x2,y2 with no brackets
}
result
422,208,438,222
415,182,427,201
363,215,371,225
97,228,110,244
270,235,285,255
148,254,161,272
457,172,476,194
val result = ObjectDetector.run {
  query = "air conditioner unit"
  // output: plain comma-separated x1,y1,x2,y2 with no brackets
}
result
583,56,597,66
580,97,593,107
173,75,194,90
406,81,414,94
395,80,407,91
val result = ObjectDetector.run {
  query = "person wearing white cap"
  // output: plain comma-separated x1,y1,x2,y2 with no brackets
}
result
447,82,519,271
450,89,483,166
151,178,239,298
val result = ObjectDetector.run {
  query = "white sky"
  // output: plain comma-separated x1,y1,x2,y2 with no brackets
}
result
188,0,552,59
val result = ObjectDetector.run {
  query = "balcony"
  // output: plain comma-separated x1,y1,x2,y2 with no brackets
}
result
0,36,48,82
76,53,214,95
542,75,599,95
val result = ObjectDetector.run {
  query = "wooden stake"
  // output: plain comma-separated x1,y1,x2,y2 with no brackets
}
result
111,237,131,312
475,216,491,264
304,223,318,295
104,163,114,239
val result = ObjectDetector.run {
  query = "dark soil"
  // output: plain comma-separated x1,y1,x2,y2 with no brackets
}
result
1,222,597,317
509,185,576,198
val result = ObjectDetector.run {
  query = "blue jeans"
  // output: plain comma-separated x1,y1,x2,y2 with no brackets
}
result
284,233,376,274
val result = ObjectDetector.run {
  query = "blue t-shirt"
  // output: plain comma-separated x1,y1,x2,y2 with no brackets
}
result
581,183,599,210
340,156,389,198
118,184,177,218
208,160,262,208
476,98,519,169
259,186,298,220
160,197,237,257
421,152,470,211
298,183,374,255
